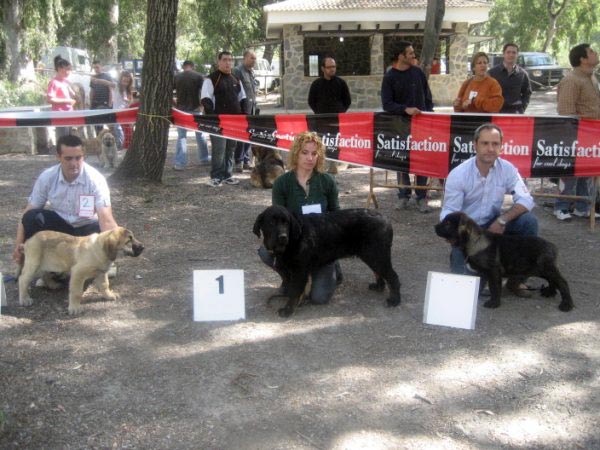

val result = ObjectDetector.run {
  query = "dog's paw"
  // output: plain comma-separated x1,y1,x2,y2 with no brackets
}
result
103,291,119,301
558,301,574,312
68,304,83,315
483,299,501,309
386,296,401,307
368,281,385,292
278,306,294,318
540,285,557,298
19,296,33,307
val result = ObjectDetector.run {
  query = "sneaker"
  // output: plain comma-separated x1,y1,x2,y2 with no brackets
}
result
234,162,244,173
205,178,222,187
572,209,600,218
395,197,410,210
173,165,185,171
554,210,572,221
222,177,239,185
107,262,118,279
417,198,431,214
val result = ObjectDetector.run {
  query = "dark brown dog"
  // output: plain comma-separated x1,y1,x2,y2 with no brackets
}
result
250,146,285,188
253,205,401,317
434,212,573,312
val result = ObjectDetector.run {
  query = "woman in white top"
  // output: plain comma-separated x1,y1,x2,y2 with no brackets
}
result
112,71,134,148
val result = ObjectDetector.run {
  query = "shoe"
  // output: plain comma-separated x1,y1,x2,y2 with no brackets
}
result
107,262,118,279
206,178,222,187
234,162,244,173
222,177,239,185
572,209,600,218
417,198,431,214
505,279,533,298
554,210,572,221
395,198,410,210
173,165,185,171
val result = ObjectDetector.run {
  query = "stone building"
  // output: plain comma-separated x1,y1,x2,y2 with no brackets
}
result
264,0,493,110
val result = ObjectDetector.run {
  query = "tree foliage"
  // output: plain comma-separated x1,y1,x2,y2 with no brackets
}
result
485,0,599,58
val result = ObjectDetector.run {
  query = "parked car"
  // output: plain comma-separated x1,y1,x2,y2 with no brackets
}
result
233,56,280,92
487,51,568,89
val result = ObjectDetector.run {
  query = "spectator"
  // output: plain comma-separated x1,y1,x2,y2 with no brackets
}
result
112,70,135,150
307,56,351,114
12,134,119,274
233,50,258,173
258,131,342,304
441,123,538,297
47,55,76,139
554,43,600,221
89,60,115,134
173,60,210,171
430,57,441,75
488,43,532,114
381,40,433,213
201,51,247,187
453,52,503,113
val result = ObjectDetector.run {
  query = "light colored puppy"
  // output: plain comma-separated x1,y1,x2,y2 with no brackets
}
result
18,227,144,315
98,129,117,168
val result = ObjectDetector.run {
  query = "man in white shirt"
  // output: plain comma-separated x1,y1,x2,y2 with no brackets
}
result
440,123,538,296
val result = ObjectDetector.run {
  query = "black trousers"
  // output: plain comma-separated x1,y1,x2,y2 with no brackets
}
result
22,209,100,240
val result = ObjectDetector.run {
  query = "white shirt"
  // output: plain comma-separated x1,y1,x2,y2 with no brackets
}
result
440,156,535,226
29,162,111,227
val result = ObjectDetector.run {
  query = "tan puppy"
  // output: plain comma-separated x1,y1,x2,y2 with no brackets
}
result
250,146,285,188
98,129,117,168
18,227,144,315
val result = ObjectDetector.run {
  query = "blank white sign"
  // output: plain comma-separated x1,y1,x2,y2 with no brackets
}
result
1,272,6,311
193,270,245,322
423,271,480,330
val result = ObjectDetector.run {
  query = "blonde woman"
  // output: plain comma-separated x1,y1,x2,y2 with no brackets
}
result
259,131,342,304
453,52,504,113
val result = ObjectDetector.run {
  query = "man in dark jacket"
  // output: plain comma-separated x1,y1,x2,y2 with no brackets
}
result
173,60,209,170
381,41,434,213
201,51,247,187
233,49,258,173
488,43,532,114
307,57,351,114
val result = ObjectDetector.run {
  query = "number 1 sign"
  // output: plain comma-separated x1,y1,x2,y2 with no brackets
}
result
193,270,245,321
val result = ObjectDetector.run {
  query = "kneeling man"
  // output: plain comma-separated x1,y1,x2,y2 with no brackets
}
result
440,123,538,296
13,134,118,266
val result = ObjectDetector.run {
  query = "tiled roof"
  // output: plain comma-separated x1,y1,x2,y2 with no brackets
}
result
265,0,490,12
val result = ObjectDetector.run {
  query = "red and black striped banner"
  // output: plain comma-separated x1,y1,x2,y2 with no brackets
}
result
2,107,599,178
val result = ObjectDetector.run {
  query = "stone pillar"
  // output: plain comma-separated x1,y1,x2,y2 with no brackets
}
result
282,25,309,110
370,34,384,75
449,22,469,76
0,128,35,155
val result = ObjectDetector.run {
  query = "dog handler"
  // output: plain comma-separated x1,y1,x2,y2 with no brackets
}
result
258,131,342,304
440,123,538,297
12,134,118,267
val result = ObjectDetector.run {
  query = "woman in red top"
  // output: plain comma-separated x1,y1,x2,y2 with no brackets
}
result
453,52,503,113
47,55,77,140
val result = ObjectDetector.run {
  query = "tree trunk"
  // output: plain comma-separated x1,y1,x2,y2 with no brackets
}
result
111,0,179,183
263,44,275,65
421,0,445,78
3,0,27,83
542,0,568,52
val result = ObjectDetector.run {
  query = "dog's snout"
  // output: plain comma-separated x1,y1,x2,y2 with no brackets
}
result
277,234,288,245
132,241,144,257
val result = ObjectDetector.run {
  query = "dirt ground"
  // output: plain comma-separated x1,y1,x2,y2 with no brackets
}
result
1,124,600,449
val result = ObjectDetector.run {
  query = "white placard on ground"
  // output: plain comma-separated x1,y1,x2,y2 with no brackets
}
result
423,271,480,330
193,270,245,322
1,272,7,310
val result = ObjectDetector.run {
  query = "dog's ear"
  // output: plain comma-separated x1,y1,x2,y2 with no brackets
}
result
253,211,265,237
103,228,123,261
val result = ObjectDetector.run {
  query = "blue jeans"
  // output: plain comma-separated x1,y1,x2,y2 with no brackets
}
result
258,246,337,304
113,124,124,150
210,135,236,180
450,211,539,275
554,177,592,213
175,127,209,167
397,173,428,200
235,141,252,165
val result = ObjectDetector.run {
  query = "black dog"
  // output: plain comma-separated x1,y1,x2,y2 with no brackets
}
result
434,212,573,312
253,205,401,317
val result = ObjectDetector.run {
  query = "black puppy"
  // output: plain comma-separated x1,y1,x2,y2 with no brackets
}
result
253,205,401,317
434,212,573,312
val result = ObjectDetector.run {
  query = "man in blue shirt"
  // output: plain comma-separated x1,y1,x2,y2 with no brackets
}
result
440,123,538,297
381,41,433,213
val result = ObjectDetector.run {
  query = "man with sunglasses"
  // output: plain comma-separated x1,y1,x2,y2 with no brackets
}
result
12,134,118,266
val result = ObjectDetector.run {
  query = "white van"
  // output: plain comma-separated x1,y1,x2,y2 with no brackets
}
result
234,56,280,92
40,46,94,106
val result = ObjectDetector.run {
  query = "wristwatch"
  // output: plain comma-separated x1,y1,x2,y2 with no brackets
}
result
496,216,507,226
